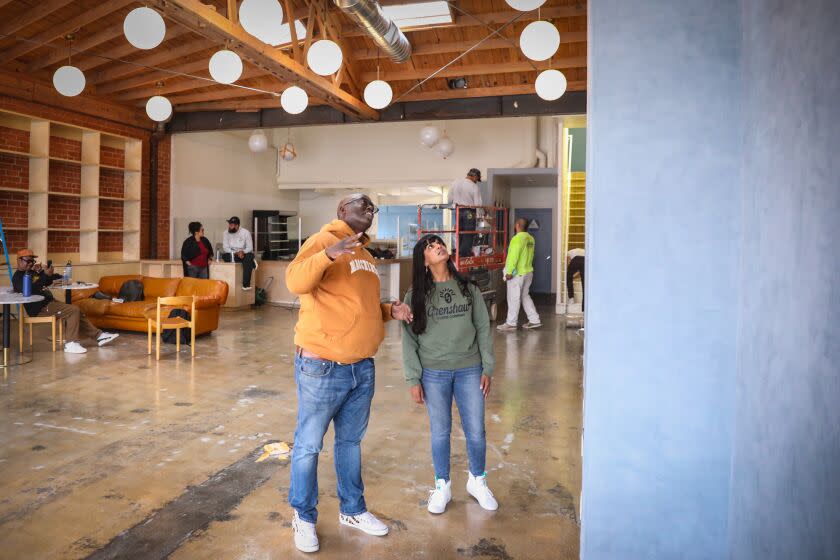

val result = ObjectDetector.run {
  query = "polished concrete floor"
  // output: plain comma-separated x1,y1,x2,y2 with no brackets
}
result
0,302,583,559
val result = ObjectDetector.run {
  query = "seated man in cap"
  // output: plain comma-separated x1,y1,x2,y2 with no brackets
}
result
11,249,119,354
448,168,483,258
221,216,257,290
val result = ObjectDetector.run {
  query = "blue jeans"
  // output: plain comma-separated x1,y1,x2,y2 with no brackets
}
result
421,365,486,481
288,354,375,524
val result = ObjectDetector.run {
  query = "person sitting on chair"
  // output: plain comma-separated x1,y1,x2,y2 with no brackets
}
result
11,249,118,354
222,216,257,290
181,221,213,279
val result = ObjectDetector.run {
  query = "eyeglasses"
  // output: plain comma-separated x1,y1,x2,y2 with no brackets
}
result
20,257,34,263
342,198,379,214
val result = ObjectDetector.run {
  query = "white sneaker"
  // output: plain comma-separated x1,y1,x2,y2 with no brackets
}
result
427,478,452,514
292,511,319,553
63,341,87,354
496,323,517,332
522,322,542,329
339,511,389,536
466,472,498,511
97,332,119,346
242,286,253,291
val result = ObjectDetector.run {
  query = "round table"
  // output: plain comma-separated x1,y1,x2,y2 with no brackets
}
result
51,282,98,304
0,292,44,368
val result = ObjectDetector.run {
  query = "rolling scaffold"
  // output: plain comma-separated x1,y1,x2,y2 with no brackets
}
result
416,204,509,321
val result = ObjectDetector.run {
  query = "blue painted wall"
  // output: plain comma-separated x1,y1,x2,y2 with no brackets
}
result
728,1,840,558
582,1,741,558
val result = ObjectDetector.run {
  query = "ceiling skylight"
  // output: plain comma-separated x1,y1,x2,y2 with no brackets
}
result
382,1,453,29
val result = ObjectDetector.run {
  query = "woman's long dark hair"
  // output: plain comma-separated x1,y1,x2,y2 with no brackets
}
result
410,234,474,335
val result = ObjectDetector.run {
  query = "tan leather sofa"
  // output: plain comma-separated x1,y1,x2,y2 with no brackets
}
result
73,275,229,335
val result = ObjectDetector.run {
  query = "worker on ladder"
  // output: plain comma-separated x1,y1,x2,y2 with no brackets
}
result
448,168,483,257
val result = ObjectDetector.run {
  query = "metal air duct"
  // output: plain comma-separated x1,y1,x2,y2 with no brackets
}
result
333,0,412,62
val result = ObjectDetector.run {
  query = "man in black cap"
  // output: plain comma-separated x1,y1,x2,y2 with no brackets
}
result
447,168,483,257
222,216,257,290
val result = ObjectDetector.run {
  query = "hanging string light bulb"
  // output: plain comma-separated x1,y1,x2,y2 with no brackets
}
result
53,36,86,97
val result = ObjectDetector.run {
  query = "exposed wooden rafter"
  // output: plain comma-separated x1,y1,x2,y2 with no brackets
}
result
147,0,378,119
0,0,75,38
366,57,587,82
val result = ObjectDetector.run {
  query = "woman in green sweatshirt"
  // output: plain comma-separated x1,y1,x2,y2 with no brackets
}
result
403,234,498,515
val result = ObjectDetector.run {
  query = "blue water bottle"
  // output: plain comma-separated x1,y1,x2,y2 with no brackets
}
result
22,272,32,297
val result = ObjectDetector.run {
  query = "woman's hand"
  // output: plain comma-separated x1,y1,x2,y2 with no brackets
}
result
410,385,425,404
480,375,492,398
391,301,413,323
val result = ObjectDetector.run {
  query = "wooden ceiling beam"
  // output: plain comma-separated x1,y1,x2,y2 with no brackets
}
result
341,5,587,37
94,57,212,95
0,67,151,130
365,56,587,82
397,82,587,103
28,26,123,71
162,79,284,106
0,0,135,65
281,0,301,61
308,0,362,98
147,0,378,120
353,32,587,60
117,66,268,100
0,0,76,37
74,27,192,72
88,39,214,85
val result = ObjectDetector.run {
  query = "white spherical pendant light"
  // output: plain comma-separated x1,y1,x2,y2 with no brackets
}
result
209,50,243,84
53,65,86,97
520,20,560,61
535,69,567,101
436,137,454,159
363,80,393,109
239,0,285,46
124,7,166,50
146,95,172,122
419,125,441,148
281,86,308,114
505,0,546,10
248,130,268,153
307,40,342,76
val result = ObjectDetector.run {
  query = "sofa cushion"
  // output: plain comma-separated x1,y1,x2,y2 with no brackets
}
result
75,298,111,317
175,277,229,307
141,277,181,299
108,301,155,318
98,275,143,297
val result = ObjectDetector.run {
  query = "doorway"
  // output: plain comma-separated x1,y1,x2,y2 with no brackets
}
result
514,207,553,294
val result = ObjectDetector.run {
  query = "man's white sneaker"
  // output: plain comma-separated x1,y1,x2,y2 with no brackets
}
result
63,341,87,354
97,332,119,346
292,511,319,553
242,286,253,291
522,322,542,329
496,323,517,332
339,511,389,536
427,478,452,514
466,472,499,511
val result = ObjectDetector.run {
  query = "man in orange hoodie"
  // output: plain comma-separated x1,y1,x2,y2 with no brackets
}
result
285,193,412,553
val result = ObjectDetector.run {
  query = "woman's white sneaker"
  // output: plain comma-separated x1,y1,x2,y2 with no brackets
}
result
427,478,452,514
466,472,499,511
339,511,389,536
63,341,87,354
292,511,319,553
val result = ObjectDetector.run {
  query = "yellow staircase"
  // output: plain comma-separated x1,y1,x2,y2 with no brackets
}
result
568,172,586,251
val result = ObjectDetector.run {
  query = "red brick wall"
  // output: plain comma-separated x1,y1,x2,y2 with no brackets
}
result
2,230,28,255
49,135,82,161
98,199,124,229
98,231,122,252
0,96,171,259
0,125,29,152
0,152,29,190
48,230,79,253
100,145,125,168
0,191,28,228
47,195,80,229
155,135,171,258
99,168,124,198
48,160,81,194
